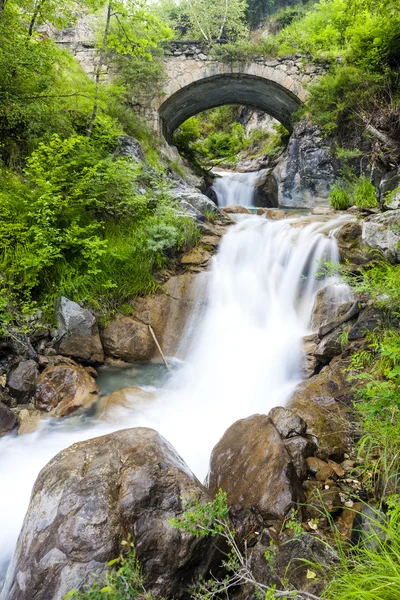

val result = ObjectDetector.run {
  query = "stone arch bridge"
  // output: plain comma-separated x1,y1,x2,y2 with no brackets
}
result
56,28,324,142
151,42,325,142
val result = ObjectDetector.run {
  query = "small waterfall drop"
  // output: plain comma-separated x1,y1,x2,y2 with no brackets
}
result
212,170,260,207
0,211,352,586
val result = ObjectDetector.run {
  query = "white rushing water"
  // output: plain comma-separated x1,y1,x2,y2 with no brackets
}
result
0,210,353,585
212,170,260,207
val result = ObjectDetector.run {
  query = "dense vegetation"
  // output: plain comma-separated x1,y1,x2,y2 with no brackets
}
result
0,0,199,332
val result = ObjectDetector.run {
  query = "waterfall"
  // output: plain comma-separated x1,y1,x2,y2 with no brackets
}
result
0,212,352,586
212,170,260,207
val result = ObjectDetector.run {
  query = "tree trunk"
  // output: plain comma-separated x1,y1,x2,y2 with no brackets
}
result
0,0,7,18
365,123,398,150
87,1,112,138
28,0,44,36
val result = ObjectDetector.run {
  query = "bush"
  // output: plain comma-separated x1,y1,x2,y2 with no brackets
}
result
329,184,351,210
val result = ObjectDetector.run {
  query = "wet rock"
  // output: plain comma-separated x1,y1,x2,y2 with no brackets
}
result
180,247,212,265
306,456,329,475
348,305,385,340
312,207,336,215
222,205,251,214
362,209,400,262
34,364,99,417
308,486,342,517
132,272,206,358
335,221,376,267
310,285,353,332
1,428,217,600
56,297,104,364
7,360,39,403
302,334,319,378
274,533,338,595
351,504,386,548
254,171,279,208
284,436,317,479
101,316,155,362
0,401,17,436
314,327,344,363
257,208,286,219
289,358,355,461
336,502,363,540
273,119,335,209
100,386,155,422
113,134,146,163
17,408,43,435
268,406,307,438
172,184,219,220
208,414,304,521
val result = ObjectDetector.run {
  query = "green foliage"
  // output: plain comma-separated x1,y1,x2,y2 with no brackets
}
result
166,0,248,42
0,134,200,326
210,36,279,62
330,174,378,210
325,504,400,599
329,184,351,210
170,489,230,537
65,540,153,599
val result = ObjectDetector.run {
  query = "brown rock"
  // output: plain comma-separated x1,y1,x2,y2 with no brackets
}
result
222,205,250,214
289,357,355,461
101,316,155,362
336,503,363,540
310,285,354,332
257,208,286,220
311,207,335,215
314,328,344,363
7,360,39,403
0,401,17,436
284,436,317,479
34,364,99,417
315,466,334,481
328,459,346,478
308,486,341,517
306,457,328,474
268,406,307,438
208,414,304,521
18,408,43,435
100,386,155,421
132,272,205,358
1,428,217,600
180,247,212,265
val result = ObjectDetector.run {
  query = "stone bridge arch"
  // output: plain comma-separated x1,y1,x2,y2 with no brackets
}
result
150,43,323,143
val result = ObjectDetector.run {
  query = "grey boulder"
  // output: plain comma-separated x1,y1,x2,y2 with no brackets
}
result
7,360,39,403
56,297,104,364
1,428,217,600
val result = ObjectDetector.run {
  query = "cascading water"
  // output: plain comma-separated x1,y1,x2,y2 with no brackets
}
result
0,208,353,589
212,170,260,207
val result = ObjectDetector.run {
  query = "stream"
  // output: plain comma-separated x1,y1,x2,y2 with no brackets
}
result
0,173,353,586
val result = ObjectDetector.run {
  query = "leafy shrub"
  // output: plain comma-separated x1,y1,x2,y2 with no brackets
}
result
353,176,378,209
329,184,351,210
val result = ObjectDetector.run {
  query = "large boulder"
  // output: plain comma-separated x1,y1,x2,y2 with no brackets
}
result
171,184,219,220
34,364,99,417
113,134,146,164
101,316,155,362
7,360,39,403
207,414,304,522
335,221,376,268
289,357,355,461
1,428,216,600
131,272,205,359
362,209,400,262
310,284,354,332
0,401,17,436
273,119,335,209
56,297,104,364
